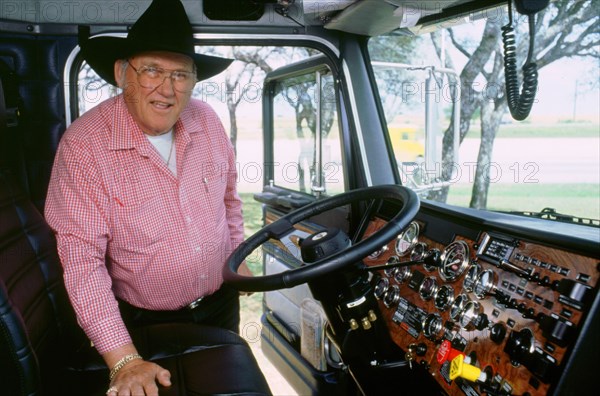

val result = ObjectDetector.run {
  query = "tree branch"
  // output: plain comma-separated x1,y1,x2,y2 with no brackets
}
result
448,28,471,58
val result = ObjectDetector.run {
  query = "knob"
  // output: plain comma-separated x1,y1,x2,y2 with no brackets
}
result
361,317,372,330
475,313,489,331
349,319,359,330
424,249,442,268
490,323,507,344
524,307,536,319
504,328,535,366
415,343,427,356
368,310,377,322
449,354,487,383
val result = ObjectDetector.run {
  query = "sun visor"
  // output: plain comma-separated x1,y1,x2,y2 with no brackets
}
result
324,0,466,36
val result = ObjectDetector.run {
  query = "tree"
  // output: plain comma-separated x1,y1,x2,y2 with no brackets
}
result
368,34,422,122
430,0,599,208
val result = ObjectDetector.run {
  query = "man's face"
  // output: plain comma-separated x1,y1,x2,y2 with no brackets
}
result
114,51,195,136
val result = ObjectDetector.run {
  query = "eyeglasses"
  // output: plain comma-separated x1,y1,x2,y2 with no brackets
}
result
127,61,197,93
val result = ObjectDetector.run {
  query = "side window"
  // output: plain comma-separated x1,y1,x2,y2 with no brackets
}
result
270,67,345,196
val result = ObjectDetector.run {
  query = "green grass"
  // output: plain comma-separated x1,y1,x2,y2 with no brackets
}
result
239,192,266,324
464,122,599,139
445,183,600,220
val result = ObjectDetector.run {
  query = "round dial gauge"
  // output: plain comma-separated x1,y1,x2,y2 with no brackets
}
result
410,242,428,262
383,284,400,308
368,244,389,260
374,277,390,300
384,256,400,277
450,293,469,321
463,263,482,292
394,266,412,284
395,221,420,257
419,276,439,301
434,285,455,311
439,240,470,282
473,269,498,299
459,301,482,330
422,313,444,341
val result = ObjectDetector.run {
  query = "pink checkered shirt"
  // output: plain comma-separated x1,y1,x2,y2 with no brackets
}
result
45,95,244,354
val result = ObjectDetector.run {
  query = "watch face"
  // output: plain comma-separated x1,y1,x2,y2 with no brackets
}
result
395,222,420,256
439,240,470,281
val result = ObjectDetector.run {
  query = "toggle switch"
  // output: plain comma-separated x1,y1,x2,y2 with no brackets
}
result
449,354,487,383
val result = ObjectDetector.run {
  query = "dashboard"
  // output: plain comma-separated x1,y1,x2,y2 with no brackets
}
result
363,207,598,396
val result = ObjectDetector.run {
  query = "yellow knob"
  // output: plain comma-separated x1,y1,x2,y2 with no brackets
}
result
449,355,486,383
349,319,359,330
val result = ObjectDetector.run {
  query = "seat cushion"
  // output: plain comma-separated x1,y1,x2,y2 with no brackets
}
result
59,323,271,395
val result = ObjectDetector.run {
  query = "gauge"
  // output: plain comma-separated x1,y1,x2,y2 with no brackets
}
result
394,266,412,283
419,276,438,301
395,221,420,257
473,269,498,299
463,263,482,292
434,285,455,311
384,256,400,277
450,293,469,321
459,301,482,330
383,285,400,308
368,244,389,260
410,242,428,262
439,240,470,282
374,277,390,300
422,313,444,340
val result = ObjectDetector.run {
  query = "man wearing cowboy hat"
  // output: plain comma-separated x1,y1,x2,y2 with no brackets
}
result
45,0,251,394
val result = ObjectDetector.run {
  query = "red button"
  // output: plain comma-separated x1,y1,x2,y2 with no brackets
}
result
436,340,465,364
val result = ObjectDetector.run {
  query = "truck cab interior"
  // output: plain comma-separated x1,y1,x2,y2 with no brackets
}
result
1,1,598,395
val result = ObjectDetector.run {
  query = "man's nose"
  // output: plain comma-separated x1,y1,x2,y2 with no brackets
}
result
156,74,176,95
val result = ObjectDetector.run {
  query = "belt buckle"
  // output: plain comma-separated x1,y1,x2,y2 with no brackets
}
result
187,296,204,310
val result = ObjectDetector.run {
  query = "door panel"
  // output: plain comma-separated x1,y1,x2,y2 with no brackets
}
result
259,56,349,394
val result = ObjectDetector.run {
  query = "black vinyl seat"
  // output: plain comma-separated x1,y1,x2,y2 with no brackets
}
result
0,168,271,395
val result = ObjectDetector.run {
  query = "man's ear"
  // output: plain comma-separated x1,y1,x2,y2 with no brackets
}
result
114,60,126,88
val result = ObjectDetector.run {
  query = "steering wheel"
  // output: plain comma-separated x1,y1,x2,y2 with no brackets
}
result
223,184,420,292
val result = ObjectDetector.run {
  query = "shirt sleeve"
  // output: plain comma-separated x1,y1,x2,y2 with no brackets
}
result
45,135,132,354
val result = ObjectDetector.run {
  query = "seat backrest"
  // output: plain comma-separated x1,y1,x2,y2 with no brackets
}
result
0,169,85,396
0,65,82,395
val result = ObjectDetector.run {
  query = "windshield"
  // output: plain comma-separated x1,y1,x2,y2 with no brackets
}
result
368,1,599,224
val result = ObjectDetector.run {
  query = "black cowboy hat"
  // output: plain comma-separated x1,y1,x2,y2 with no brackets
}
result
80,0,232,86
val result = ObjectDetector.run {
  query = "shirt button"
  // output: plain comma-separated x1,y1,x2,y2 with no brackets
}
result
194,246,201,252
186,216,192,224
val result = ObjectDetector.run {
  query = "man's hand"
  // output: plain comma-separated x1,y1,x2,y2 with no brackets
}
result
107,359,171,396
104,344,171,395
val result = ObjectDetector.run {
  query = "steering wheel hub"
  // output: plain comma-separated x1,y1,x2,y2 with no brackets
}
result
301,228,351,264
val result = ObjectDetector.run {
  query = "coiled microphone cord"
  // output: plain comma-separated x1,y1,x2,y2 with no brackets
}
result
502,1,539,121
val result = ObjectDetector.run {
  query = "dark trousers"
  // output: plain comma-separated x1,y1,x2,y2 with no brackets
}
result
118,286,240,334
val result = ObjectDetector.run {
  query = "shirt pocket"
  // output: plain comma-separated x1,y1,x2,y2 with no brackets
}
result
112,174,166,248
